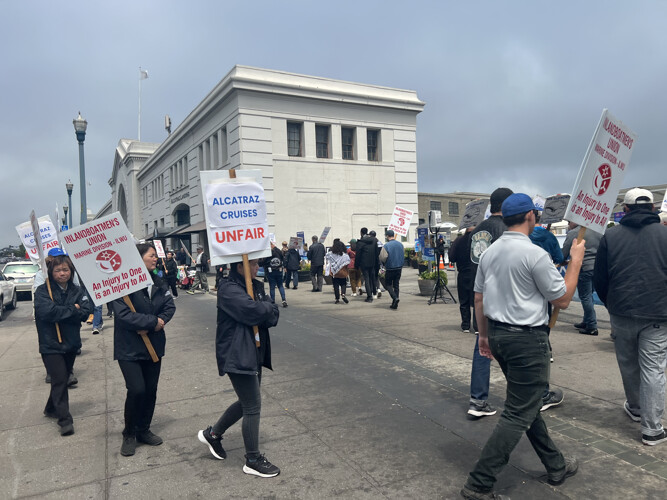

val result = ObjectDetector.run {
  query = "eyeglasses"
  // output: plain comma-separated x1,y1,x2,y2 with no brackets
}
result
533,210,541,224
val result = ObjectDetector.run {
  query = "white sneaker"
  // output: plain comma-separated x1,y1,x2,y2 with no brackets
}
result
373,294,377,299
352,292,357,297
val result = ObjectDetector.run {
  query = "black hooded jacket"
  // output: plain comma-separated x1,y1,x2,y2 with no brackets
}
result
593,209,667,320
215,272,279,376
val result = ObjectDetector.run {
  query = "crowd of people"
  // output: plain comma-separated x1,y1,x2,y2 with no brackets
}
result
30,187,665,493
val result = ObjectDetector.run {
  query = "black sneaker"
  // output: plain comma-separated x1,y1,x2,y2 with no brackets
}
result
642,429,667,446
624,401,641,422
198,426,226,460
67,374,78,387
120,436,136,456
578,328,598,336
60,423,74,436
364,297,373,303
573,322,586,329
342,295,348,304
467,401,497,418
335,300,340,304
243,454,280,477
460,485,510,499
540,389,564,411
282,300,288,308
137,430,163,446
547,455,578,485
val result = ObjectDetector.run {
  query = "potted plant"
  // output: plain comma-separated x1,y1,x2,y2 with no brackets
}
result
410,256,419,269
418,269,448,296
298,261,311,283
418,260,429,274
404,248,415,267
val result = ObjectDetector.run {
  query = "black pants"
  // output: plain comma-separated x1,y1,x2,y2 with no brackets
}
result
457,269,475,330
385,268,402,300
361,267,376,298
333,277,347,299
42,352,76,427
166,278,178,297
213,370,262,459
118,359,162,437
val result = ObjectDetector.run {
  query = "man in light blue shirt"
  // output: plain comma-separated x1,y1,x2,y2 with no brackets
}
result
381,230,404,309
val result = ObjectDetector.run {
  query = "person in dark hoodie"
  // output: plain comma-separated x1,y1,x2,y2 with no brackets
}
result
112,243,176,457
197,258,281,477
307,235,325,292
449,226,476,332
34,249,92,436
594,188,667,446
284,241,301,289
355,228,379,302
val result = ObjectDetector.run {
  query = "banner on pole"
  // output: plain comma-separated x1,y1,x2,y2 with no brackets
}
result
60,212,151,306
387,205,414,237
200,170,271,265
16,215,60,265
564,109,637,234
540,194,571,225
153,240,166,258
319,227,331,244
459,199,489,230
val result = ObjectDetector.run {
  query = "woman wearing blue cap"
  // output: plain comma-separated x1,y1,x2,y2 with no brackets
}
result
34,248,92,436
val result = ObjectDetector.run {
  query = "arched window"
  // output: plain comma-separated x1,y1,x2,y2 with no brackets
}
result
118,184,128,224
173,204,190,227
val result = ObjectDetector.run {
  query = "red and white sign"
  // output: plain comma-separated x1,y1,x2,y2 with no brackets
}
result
564,109,637,234
201,170,271,265
387,205,414,237
153,239,166,259
60,212,151,306
15,215,60,265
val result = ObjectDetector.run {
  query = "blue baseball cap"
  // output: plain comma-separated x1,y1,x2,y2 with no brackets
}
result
48,248,67,257
501,193,538,217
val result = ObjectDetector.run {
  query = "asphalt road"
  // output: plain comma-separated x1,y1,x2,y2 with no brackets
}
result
0,271,666,499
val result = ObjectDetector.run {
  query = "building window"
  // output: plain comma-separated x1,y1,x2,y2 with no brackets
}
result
287,122,303,157
448,201,459,215
367,129,379,161
316,125,330,158
430,201,442,211
342,127,355,160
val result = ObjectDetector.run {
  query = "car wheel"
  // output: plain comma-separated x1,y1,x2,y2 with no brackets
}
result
8,291,17,310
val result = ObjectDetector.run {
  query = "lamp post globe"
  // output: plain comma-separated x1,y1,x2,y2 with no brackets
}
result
73,113,88,225
65,181,73,228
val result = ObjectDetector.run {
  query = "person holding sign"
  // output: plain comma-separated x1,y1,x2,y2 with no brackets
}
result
198,259,281,477
461,194,585,499
112,243,176,457
35,249,92,436
593,188,667,446
261,241,288,307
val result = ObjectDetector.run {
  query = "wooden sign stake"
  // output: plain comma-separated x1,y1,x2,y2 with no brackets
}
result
122,296,160,362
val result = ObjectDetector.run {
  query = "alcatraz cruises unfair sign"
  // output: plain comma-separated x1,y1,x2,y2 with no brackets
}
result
60,212,151,307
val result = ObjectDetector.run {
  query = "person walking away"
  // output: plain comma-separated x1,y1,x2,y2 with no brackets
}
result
307,235,325,292
164,251,179,298
461,193,584,499
369,230,383,298
326,239,351,304
448,226,476,331
284,242,301,289
262,241,288,307
112,243,176,456
380,230,404,309
187,246,210,294
466,187,513,419
347,239,362,296
562,220,602,335
35,250,92,436
356,228,378,302
594,188,667,446
197,259,281,477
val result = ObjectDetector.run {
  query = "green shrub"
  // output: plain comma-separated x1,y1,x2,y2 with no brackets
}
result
301,262,311,271
418,269,448,285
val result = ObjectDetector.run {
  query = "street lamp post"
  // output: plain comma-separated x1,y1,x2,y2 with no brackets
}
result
73,113,88,225
63,204,69,229
65,181,73,228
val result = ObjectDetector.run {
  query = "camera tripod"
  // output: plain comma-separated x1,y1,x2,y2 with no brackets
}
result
427,233,457,305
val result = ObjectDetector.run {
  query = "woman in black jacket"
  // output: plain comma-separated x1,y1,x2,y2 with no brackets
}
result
197,259,281,477
284,244,301,289
35,251,92,436
111,243,176,457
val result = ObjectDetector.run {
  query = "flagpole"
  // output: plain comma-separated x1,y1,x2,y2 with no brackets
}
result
138,66,142,141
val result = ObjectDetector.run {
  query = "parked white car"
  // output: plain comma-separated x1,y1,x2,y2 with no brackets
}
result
2,261,40,296
0,270,18,320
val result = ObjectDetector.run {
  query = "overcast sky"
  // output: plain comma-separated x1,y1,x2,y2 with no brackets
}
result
1,0,665,246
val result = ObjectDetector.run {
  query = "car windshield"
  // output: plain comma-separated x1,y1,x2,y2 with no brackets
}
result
3,263,40,275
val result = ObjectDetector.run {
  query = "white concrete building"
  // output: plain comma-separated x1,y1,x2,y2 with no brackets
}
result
106,65,424,252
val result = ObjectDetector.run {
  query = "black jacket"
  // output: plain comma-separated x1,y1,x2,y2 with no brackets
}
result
262,247,285,274
307,242,325,266
34,280,92,354
593,209,667,321
285,248,301,271
111,275,176,361
355,235,378,269
448,231,473,273
215,272,279,376
164,257,179,283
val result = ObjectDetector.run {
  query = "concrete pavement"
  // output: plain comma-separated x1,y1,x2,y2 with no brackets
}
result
0,269,666,499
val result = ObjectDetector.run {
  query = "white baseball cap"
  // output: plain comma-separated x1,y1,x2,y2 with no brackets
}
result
623,188,653,205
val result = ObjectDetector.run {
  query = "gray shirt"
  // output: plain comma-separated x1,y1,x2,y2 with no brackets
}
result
474,232,566,326
562,225,602,272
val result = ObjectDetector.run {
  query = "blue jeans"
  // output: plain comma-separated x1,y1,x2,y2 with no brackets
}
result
611,314,667,436
470,336,491,402
466,325,565,492
92,305,103,329
577,270,597,329
267,271,286,302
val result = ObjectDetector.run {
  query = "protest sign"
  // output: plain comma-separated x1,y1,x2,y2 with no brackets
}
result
319,226,331,244
540,194,571,225
153,239,166,258
60,212,151,307
532,195,546,211
613,211,625,223
15,215,60,264
387,205,414,237
200,170,271,266
289,236,303,249
459,199,489,230
564,109,637,234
